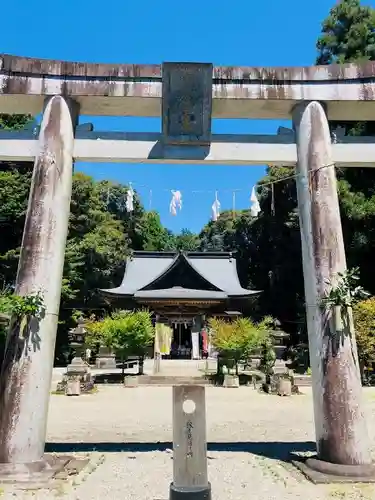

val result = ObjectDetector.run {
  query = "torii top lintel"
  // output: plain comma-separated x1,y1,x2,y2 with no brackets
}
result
1,54,375,121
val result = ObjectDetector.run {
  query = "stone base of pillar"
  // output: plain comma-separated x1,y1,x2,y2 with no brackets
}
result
95,347,116,369
153,354,161,374
0,454,89,487
169,482,212,500
293,457,375,484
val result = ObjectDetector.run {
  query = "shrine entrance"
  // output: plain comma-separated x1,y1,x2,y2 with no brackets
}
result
0,55,374,479
170,321,192,359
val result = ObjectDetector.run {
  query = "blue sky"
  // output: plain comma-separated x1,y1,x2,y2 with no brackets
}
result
2,0,370,233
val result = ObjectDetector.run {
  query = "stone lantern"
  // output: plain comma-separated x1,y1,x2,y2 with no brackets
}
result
68,318,87,368
269,319,290,362
57,318,94,395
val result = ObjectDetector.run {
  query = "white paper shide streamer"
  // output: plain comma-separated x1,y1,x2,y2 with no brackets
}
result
126,184,135,213
211,191,221,221
250,186,261,217
170,190,182,216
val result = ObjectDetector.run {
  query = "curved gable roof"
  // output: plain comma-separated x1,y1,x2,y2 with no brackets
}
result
140,253,223,292
101,251,261,298
187,255,255,296
101,252,174,296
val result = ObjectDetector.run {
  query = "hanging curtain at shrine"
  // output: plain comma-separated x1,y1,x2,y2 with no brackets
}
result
160,324,172,355
155,323,173,355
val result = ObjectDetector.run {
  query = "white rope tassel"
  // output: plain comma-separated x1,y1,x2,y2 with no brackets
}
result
211,191,221,221
126,184,135,213
250,186,261,217
170,190,182,216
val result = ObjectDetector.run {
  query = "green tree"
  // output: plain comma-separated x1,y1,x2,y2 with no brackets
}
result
0,165,32,286
0,114,33,360
96,181,145,250
63,173,128,307
199,210,242,252
0,114,33,131
0,114,34,286
135,211,175,251
316,0,375,64
231,0,375,340
317,0,375,298
173,229,200,251
56,173,129,365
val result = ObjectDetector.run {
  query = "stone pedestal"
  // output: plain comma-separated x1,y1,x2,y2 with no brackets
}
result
0,454,90,487
124,376,139,388
65,377,81,396
95,346,116,369
277,378,292,396
56,355,94,395
223,374,239,388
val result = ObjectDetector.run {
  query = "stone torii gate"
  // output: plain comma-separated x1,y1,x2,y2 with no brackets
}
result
0,54,375,482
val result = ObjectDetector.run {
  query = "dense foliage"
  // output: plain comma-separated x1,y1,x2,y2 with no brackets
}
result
316,0,375,64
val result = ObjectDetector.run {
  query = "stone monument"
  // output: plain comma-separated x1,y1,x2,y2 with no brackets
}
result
170,385,211,500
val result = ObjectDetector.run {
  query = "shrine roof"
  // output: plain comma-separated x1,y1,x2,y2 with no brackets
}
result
101,251,260,299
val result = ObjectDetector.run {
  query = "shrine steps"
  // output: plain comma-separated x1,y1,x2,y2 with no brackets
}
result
133,375,210,386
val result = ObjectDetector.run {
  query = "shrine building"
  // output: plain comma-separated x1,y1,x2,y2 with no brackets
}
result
101,250,260,359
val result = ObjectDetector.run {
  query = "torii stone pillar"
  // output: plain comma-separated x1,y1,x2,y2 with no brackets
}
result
293,101,374,479
0,95,77,466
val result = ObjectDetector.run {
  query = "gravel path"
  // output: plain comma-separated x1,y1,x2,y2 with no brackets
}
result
2,386,375,499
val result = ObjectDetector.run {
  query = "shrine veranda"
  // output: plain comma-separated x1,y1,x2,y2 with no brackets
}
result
0,55,375,482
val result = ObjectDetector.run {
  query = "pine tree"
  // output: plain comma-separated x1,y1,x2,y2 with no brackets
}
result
317,0,375,64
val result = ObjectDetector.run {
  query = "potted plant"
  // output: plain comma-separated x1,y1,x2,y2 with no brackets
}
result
86,309,154,384
209,317,270,388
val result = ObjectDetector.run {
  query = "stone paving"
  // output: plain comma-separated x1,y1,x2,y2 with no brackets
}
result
2,385,375,499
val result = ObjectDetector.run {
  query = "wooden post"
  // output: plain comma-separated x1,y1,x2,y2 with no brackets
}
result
0,96,77,466
293,101,373,475
170,386,211,500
